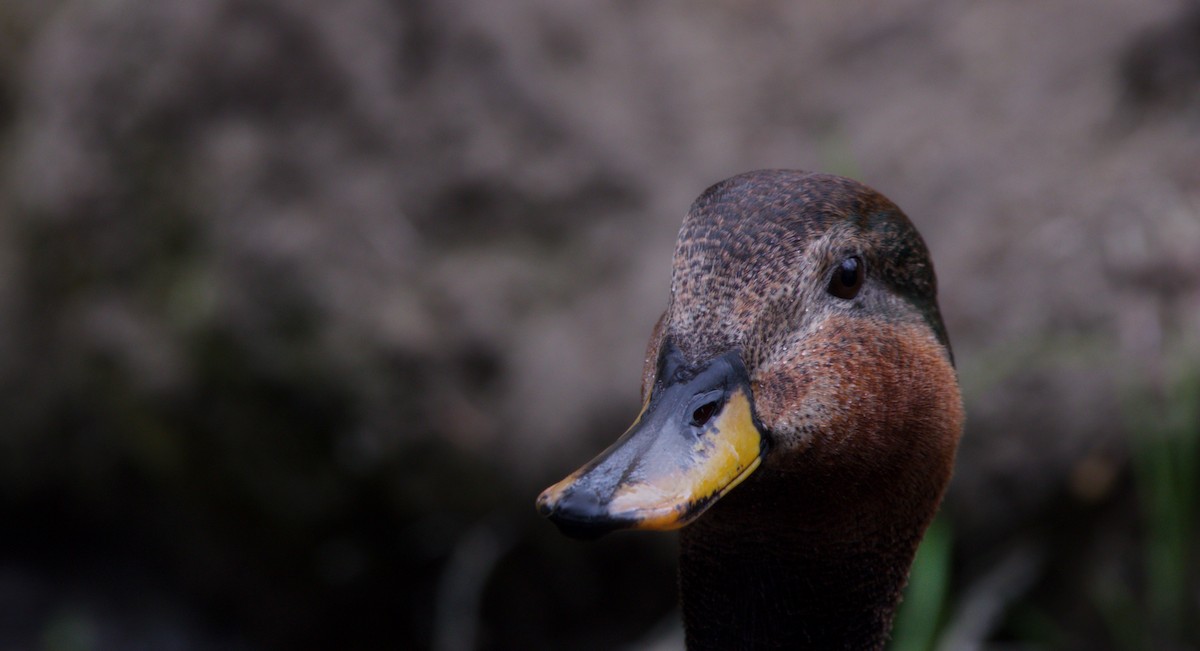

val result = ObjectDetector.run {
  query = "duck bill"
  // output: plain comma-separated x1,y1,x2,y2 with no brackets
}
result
537,349,767,539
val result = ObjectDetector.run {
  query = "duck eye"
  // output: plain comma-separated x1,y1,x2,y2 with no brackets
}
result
690,400,721,428
828,256,864,300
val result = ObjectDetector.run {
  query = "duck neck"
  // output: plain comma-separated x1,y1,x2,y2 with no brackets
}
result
677,467,937,651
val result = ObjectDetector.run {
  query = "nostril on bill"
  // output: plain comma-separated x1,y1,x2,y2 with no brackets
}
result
690,400,720,428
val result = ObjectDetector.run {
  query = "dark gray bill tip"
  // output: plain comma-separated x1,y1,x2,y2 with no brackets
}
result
541,488,631,540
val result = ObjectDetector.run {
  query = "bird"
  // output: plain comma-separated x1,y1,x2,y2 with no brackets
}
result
536,170,964,650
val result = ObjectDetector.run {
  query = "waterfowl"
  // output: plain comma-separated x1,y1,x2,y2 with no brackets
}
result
537,170,964,650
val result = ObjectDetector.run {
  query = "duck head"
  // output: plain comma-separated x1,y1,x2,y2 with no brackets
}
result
537,170,963,542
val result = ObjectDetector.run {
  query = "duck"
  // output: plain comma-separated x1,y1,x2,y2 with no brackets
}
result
536,170,964,650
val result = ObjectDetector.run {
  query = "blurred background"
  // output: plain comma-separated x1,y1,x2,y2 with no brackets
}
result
0,0,1198,649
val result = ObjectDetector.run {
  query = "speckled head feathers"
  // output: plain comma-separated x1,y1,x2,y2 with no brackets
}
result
662,169,948,369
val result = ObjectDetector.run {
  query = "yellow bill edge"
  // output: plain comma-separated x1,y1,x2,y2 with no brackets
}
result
609,388,763,530
538,385,765,536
